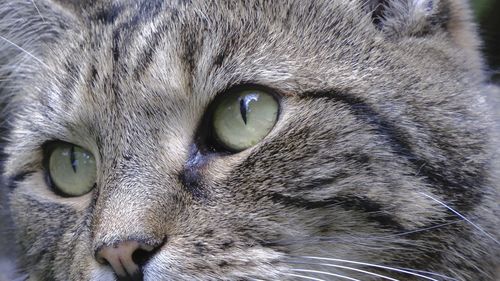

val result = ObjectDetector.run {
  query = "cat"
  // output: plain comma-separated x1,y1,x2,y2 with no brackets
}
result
0,0,499,280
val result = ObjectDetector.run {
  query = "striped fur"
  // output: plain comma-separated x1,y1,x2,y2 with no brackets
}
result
0,0,499,280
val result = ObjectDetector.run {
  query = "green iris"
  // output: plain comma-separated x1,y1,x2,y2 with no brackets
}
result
212,89,279,151
48,143,96,196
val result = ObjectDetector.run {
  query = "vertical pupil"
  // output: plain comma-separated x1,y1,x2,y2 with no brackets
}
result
70,146,77,173
238,93,260,125
239,98,248,124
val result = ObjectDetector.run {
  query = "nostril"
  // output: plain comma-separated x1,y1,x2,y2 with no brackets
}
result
132,248,153,267
132,238,167,267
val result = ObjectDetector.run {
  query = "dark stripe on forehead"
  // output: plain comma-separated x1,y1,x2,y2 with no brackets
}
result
104,0,172,101
57,60,80,111
111,26,124,103
300,91,484,211
132,10,180,78
87,0,164,26
91,3,123,24
109,0,167,61
132,23,168,78
0,111,9,186
180,26,203,86
112,27,121,63
116,0,165,32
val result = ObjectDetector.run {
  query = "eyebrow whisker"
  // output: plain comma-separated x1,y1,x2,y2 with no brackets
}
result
0,35,50,69
30,0,46,22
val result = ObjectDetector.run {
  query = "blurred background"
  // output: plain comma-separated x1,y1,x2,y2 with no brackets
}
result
472,0,500,82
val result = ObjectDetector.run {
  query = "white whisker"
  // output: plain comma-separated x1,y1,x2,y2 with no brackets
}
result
297,256,441,281
419,192,499,245
377,220,462,239
396,267,460,281
270,220,462,247
292,269,361,281
31,0,45,22
0,35,49,69
285,273,327,281
285,260,400,281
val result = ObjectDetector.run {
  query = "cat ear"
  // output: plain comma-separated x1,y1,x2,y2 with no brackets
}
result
364,0,479,51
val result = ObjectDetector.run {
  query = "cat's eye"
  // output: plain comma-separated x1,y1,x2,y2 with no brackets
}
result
212,88,279,152
45,143,96,197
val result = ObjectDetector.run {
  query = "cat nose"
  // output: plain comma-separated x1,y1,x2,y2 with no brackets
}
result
95,240,163,278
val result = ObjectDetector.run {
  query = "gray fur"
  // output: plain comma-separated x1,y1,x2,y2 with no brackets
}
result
0,0,499,280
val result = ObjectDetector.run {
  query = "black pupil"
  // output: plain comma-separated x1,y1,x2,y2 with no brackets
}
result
238,93,260,125
239,98,248,124
70,146,77,173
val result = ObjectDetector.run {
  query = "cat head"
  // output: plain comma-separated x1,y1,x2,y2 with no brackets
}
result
1,0,498,280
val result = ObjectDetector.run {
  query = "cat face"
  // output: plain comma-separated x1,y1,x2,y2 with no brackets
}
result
1,0,498,280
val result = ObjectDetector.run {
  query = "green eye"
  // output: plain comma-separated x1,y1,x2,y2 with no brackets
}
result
47,143,96,196
212,89,279,152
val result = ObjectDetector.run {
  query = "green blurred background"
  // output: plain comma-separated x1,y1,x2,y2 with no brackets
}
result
472,0,500,82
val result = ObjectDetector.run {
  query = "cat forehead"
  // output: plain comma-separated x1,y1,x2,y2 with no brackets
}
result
38,1,372,112
13,0,474,148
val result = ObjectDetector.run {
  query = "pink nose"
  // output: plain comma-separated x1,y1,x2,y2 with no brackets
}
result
96,241,156,277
